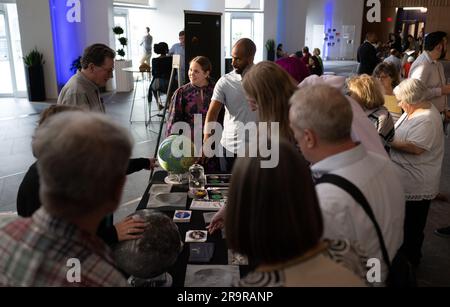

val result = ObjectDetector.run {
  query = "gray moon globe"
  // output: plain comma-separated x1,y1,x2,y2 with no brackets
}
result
113,210,182,279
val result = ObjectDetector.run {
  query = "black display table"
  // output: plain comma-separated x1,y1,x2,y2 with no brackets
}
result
136,171,249,287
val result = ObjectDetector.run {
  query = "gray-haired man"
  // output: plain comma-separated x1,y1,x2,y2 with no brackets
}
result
289,84,405,284
0,112,132,286
58,44,116,113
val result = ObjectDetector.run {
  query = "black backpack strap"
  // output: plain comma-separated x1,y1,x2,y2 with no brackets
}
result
316,173,392,269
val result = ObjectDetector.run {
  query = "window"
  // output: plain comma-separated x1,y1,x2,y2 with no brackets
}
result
225,0,264,10
6,4,25,94
231,16,253,46
113,6,156,66
113,10,131,59
0,12,13,94
0,4,25,97
225,1,264,63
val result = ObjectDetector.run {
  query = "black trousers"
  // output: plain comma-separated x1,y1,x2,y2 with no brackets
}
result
401,200,431,266
219,148,236,173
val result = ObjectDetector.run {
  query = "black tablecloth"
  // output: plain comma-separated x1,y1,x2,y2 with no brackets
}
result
136,170,249,287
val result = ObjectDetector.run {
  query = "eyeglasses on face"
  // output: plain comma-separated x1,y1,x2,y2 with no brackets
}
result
95,65,114,75
376,75,390,80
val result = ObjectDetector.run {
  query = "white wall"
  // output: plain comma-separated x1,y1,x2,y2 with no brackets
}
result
152,0,225,74
272,0,364,60
16,0,58,99
276,0,308,55
304,0,364,60
83,0,114,47
13,0,365,99
15,0,115,99
263,0,277,60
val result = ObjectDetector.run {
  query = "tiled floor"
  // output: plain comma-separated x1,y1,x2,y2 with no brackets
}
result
0,90,165,221
0,61,449,286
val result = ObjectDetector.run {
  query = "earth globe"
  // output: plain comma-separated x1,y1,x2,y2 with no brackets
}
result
157,134,196,184
113,210,183,287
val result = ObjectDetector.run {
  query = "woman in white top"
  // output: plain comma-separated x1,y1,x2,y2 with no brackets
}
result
390,78,445,267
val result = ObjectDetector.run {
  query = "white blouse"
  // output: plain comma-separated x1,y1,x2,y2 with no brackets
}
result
390,105,445,201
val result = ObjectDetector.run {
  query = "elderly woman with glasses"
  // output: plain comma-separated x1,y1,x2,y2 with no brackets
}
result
390,78,445,267
373,62,402,123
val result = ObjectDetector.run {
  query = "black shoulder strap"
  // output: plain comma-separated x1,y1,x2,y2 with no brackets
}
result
316,173,392,269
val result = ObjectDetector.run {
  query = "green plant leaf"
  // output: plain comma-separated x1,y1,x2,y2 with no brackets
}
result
23,48,45,67
112,26,124,35
70,56,82,74
117,49,125,58
118,37,128,46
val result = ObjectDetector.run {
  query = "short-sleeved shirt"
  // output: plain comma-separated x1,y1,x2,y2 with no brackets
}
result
212,70,258,153
141,34,153,54
391,106,445,200
169,43,185,84
57,72,105,113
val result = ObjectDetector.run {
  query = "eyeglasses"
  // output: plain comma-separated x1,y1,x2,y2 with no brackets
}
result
376,75,390,80
95,65,114,75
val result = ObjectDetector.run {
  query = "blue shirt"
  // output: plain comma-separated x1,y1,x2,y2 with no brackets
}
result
170,43,185,85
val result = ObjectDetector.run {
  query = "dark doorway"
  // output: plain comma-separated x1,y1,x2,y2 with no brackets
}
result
395,8,427,52
185,11,222,83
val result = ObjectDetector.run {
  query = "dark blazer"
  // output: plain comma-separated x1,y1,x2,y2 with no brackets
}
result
16,158,150,245
152,56,173,79
357,41,380,75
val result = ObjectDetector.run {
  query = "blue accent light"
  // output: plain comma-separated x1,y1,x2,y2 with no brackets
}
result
324,0,334,60
49,0,85,92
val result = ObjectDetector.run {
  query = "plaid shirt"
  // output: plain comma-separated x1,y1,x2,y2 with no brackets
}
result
0,208,128,287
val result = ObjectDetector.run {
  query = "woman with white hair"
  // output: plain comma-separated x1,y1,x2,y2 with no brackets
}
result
390,78,445,267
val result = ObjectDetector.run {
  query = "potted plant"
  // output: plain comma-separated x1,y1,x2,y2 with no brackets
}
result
113,26,128,59
112,26,133,92
265,39,276,62
24,48,46,101
70,56,82,74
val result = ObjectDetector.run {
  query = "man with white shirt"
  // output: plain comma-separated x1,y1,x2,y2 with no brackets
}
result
204,38,258,172
289,84,405,283
409,31,450,117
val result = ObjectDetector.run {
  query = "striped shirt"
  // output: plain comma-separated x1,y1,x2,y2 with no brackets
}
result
0,208,127,287
365,106,395,151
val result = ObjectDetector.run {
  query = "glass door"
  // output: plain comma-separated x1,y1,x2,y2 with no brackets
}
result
0,9,13,96
0,4,26,98
113,10,131,60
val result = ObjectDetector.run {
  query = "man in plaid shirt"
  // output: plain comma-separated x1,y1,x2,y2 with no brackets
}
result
0,112,133,286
